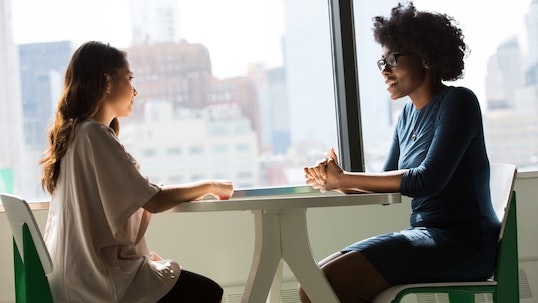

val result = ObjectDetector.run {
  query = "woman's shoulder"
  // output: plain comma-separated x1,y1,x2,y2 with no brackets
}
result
74,119,119,148
444,86,478,101
440,86,483,115
77,119,115,137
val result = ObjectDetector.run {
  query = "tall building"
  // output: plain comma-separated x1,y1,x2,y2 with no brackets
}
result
18,41,73,151
13,41,73,199
283,0,337,149
121,101,260,188
212,76,261,147
127,41,213,117
130,0,181,45
266,66,290,154
526,0,538,66
525,0,538,86
485,37,524,109
483,0,538,169
248,63,290,155
126,41,263,150
0,0,24,194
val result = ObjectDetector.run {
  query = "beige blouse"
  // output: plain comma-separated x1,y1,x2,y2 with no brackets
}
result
44,119,180,303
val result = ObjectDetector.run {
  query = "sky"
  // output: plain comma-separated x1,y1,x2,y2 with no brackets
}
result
10,0,534,100
413,0,531,100
10,0,285,78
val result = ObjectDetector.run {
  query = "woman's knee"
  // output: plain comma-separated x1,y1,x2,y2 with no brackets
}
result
320,252,390,301
158,270,223,303
297,284,312,303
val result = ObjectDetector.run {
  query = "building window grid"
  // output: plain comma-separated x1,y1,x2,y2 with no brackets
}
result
7,0,537,201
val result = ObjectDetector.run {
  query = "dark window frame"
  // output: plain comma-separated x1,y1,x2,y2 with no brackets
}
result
330,0,365,172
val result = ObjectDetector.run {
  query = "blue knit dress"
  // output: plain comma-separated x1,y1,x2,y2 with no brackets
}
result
343,86,500,285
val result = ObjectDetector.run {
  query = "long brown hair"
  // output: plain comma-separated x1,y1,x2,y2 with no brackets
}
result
40,41,127,194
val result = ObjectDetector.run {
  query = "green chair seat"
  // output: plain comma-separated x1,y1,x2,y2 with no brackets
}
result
373,163,519,303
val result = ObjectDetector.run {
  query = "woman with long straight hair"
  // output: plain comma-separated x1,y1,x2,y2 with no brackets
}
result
41,41,233,303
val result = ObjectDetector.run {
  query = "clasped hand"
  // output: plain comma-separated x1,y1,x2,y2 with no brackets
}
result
303,148,343,192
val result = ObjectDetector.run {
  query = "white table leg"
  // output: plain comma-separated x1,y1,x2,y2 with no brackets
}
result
242,210,283,303
267,260,284,303
242,208,340,303
280,209,340,303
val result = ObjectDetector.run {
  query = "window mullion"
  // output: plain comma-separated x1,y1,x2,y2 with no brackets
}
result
328,0,365,172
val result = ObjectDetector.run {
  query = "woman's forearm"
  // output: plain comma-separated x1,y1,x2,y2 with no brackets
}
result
336,170,405,193
143,182,215,213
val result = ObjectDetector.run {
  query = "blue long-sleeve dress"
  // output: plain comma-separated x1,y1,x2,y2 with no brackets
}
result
343,86,500,284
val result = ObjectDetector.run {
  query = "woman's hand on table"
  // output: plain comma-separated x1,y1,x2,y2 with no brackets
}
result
200,180,234,201
304,148,344,192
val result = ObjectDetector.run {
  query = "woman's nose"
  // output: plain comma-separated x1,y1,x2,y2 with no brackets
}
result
133,87,138,96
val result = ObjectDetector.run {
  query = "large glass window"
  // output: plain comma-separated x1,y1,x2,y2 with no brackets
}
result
1,0,536,201
3,0,338,200
354,0,538,172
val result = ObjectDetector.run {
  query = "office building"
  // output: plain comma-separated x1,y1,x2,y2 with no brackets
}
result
130,0,181,45
0,0,24,194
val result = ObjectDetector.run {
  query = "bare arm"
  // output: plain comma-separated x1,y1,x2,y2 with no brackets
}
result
304,148,404,193
143,180,234,213
331,169,404,193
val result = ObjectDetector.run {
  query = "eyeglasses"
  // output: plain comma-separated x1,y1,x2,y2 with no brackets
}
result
376,53,410,71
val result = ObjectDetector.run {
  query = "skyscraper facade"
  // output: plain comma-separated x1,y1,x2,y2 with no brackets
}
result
0,0,24,194
130,0,181,45
18,41,74,151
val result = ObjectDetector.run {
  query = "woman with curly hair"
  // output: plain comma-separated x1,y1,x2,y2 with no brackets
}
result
40,41,233,302
301,2,498,302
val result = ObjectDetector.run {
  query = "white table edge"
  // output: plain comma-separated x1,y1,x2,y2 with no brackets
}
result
167,192,402,213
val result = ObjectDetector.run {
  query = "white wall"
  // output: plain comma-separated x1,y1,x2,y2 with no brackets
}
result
1,173,537,302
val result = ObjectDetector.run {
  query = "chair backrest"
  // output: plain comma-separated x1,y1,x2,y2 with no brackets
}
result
488,163,519,303
489,163,517,240
1,193,53,274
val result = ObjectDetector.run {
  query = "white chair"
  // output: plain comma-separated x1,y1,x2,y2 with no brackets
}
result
1,193,54,303
372,163,519,303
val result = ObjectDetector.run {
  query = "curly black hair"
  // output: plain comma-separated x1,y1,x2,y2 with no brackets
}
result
372,2,468,81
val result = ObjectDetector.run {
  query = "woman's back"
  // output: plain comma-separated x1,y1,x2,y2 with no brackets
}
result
44,119,178,302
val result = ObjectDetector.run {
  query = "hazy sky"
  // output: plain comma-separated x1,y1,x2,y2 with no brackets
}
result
413,0,531,99
10,0,285,78
386,0,531,103
11,0,533,99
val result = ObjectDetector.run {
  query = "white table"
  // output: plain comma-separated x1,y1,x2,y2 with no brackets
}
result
169,188,401,303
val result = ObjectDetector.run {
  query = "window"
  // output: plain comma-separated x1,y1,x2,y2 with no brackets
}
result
3,0,337,200
354,0,538,172
166,147,182,156
1,0,536,201
142,149,158,157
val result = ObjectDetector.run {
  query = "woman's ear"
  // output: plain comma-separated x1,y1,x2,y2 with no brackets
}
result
422,58,430,69
104,73,112,94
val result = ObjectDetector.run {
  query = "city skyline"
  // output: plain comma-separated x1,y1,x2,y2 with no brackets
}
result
3,0,538,200
11,0,531,92
11,0,285,79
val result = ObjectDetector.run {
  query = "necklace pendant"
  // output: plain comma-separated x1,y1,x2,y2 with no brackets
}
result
412,133,416,141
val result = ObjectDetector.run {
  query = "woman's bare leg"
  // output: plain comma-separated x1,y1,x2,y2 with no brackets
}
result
298,252,342,303
298,251,389,303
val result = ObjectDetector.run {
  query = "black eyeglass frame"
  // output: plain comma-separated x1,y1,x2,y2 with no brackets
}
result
376,53,411,71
